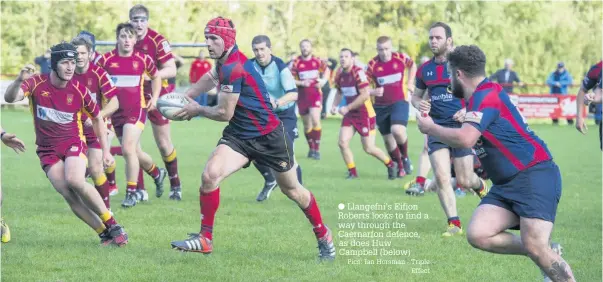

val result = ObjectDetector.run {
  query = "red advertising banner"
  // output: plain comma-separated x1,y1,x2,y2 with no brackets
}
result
509,94,587,119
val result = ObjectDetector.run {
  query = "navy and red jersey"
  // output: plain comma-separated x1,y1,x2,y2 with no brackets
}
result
465,79,552,185
581,60,602,91
216,45,280,139
415,58,464,126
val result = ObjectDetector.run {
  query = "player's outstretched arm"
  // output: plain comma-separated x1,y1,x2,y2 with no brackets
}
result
411,88,424,109
369,87,384,96
91,115,114,168
576,87,588,134
4,64,35,103
100,97,119,119
0,127,26,154
411,88,431,113
294,80,306,87
416,113,480,148
277,67,299,107
345,87,370,111
4,82,25,103
319,67,331,88
407,63,417,95
594,87,603,104
185,69,219,99
148,74,162,112
585,87,603,105
175,91,238,122
197,91,238,122
331,90,343,115
157,58,177,80
276,91,298,108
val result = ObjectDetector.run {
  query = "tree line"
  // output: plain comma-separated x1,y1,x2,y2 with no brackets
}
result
1,1,600,93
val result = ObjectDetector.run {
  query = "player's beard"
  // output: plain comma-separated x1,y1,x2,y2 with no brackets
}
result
450,72,465,99
432,43,448,57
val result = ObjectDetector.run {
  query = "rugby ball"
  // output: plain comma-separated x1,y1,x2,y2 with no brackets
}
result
157,93,190,121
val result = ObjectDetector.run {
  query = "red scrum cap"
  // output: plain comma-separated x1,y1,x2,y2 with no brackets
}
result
205,17,236,51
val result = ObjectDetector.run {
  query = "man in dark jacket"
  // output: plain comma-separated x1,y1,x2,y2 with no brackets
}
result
490,58,523,93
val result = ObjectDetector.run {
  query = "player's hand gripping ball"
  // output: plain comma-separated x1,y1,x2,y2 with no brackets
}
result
157,93,191,121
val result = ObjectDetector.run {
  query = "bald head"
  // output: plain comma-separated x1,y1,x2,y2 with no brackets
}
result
504,58,513,70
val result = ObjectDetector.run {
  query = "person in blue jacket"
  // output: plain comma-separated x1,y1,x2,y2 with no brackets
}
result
546,62,573,124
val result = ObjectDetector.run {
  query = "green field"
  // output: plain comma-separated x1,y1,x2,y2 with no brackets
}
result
1,109,601,282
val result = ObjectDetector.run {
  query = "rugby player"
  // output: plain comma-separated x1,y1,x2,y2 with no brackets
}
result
290,39,330,160
366,36,416,177
575,60,602,149
97,23,166,208
169,17,335,261
249,35,303,201
331,48,397,180
417,44,575,282
129,4,181,200
410,22,487,237
4,43,127,246
71,35,119,211
0,126,26,243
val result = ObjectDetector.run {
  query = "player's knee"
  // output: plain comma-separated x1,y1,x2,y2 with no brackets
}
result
201,169,221,190
522,233,549,258
434,177,450,191
338,139,349,149
65,174,85,192
60,190,79,205
455,175,469,189
524,241,548,260
279,182,297,195
278,180,302,200
312,117,321,127
362,144,375,154
88,164,103,179
466,229,489,250
157,137,173,155
53,185,73,202
122,143,137,158
392,127,407,140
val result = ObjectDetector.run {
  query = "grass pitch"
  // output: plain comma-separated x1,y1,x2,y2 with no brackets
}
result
1,109,601,281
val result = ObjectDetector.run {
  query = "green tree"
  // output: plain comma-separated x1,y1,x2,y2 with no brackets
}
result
1,0,600,92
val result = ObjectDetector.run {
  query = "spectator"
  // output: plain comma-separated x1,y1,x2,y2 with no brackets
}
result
189,50,212,84
546,62,573,94
189,50,214,107
547,62,574,125
34,49,51,74
490,58,523,93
